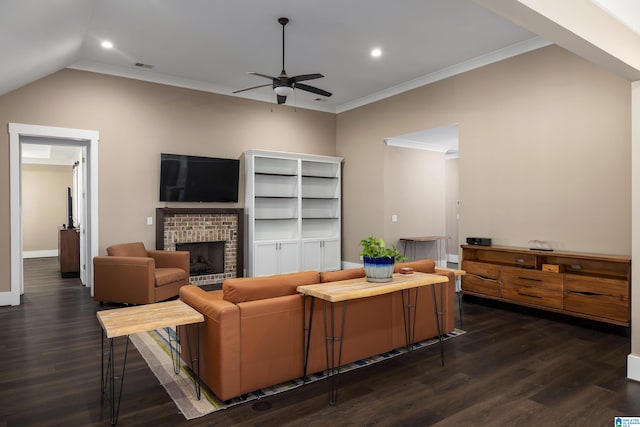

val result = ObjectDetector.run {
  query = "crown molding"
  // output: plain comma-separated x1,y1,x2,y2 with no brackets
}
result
67,60,336,114
335,36,552,114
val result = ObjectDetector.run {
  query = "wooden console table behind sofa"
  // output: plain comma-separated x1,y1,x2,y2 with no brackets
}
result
461,245,631,327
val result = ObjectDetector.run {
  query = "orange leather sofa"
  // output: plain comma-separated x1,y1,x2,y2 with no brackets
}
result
178,259,455,401
93,242,190,304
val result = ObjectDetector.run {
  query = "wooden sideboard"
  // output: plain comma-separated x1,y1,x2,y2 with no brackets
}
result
59,228,80,278
461,245,631,327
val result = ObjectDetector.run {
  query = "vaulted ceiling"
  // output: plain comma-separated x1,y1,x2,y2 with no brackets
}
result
2,0,548,113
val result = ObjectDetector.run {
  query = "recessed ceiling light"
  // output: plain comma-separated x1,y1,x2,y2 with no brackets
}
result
371,48,382,58
101,40,114,49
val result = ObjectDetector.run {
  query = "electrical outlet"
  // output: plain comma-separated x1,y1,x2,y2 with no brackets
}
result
147,216,153,225
391,215,398,223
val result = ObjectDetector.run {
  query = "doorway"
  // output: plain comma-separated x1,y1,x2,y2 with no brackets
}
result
7,123,99,306
384,124,459,266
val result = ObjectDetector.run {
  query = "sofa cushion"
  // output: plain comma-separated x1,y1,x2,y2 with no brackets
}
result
107,242,148,257
223,271,320,304
155,267,187,287
394,259,436,273
319,268,365,283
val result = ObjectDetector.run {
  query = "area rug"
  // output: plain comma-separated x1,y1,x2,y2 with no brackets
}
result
130,327,466,420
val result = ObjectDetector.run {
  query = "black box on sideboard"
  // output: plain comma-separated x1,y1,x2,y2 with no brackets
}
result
466,237,492,246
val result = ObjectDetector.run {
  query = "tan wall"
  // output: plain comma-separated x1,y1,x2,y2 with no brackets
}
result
382,146,446,261
337,45,631,262
0,69,336,292
22,164,72,252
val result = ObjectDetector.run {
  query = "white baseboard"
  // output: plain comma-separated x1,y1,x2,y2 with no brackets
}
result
0,290,20,306
23,250,58,259
341,260,363,269
628,354,640,381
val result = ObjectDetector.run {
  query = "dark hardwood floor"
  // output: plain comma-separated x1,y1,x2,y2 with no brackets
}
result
2,257,640,426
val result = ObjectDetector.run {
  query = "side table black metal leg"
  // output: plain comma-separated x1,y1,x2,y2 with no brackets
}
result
101,334,129,425
181,324,202,400
169,326,180,374
400,288,419,351
431,284,444,366
323,300,347,405
303,296,315,383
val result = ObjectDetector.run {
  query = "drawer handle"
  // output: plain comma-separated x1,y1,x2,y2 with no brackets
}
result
570,264,582,270
568,290,600,297
467,274,497,282
517,277,543,282
515,258,525,264
517,292,542,299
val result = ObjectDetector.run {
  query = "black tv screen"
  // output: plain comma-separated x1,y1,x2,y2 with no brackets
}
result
160,153,239,202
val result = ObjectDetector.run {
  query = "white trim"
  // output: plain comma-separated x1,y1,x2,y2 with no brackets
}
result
447,254,460,264
335,36,552,113
628,354,640,381
341,261,363,269
23,250,58,259
8,123,99,306
69,37,551,115
384,137,449,153
68,60,335,114
0,291,18,306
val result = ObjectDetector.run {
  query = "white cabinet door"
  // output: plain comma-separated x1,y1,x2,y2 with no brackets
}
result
301,239,340,272
301,240,322,271
321,239,341,271
254,241,300,276
254,242,280,277
278,241,300,274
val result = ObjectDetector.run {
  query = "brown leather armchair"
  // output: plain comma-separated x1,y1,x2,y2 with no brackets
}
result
93,242,190,304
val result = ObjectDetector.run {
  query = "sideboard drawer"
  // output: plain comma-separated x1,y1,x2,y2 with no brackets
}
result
462,260,500,280
502,282,562,309
564,275,629,323
501,267,563,291
462,274,501,297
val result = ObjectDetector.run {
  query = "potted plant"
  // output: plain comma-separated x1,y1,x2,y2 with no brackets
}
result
359,236,406,283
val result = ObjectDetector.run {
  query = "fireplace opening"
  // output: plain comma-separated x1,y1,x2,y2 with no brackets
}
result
176,241,225,276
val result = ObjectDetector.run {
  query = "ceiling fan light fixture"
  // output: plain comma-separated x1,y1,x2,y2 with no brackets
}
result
274,86,294,96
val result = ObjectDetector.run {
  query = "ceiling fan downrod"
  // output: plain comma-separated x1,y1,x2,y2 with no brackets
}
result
278,17,289,76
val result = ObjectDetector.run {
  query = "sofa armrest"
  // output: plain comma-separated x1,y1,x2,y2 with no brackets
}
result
179,285,241,401
93,256,155,303
435,267,466,277
148,250,189,275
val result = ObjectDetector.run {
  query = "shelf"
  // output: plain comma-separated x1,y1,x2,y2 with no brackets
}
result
301,175,339,179
256,196,298,199
302,217,339,220
256,217,298,220
246,150,342,275
256,172,298,177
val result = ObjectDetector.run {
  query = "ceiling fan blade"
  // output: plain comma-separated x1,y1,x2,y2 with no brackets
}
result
232,83,272,94
291,73,324,83
277,95,287,104
249,72,277,80
294,83,332,97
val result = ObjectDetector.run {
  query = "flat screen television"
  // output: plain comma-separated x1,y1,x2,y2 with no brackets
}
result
160,153,239,202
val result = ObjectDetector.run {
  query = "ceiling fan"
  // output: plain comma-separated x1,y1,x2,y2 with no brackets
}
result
233,17,332,105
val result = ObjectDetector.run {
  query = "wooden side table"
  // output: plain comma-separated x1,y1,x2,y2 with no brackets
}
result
298,272,449,405
96,300,204,425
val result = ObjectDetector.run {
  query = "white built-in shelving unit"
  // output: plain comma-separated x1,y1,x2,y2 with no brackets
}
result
244,150,342,277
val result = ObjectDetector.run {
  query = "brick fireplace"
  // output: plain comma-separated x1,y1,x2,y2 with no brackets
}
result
156,208,244,286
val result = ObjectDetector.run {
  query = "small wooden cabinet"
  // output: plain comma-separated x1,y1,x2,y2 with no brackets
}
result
59,228,80,278
461,245,631,326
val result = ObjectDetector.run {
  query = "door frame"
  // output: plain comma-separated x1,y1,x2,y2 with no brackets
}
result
6,123,99,306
